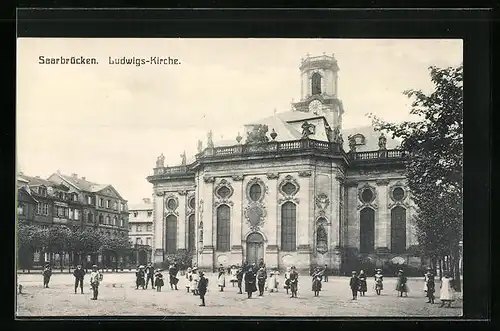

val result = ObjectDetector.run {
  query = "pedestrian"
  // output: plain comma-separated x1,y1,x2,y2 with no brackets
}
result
191,267,199,295
244,265,257,298
439,272,455,308
268,268,279,293
284,267,291,294
230,265,238,287
424,267,432,295
185,267,193,293
73,264,86,294
374,269,384,295
154,269,164,292
396,269,408,297
289,266,299,298
169,262,179,290
42,263,52,288
197,270,209,307
89,265,103,300
426,272,435,304
312,267,323,297
145,262,155,290
217,264,226,292
350,271,359,300
136,265,146,290
257,267,267,296
358,270,367,296
236,265,244,294
323,264,329,282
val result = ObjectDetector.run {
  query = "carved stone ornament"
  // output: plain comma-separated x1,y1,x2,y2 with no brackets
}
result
315,193,330,211
246,177,267,203
215,179,234,199
376,179,390,186
155,191,165,197
178,190,188,196
165,195,179,213
279,175,300,198
298,171,312,177
266,173,279,180
244,203,267,231
231,175,244,181
387,181,410,209
357,183,378,210
187,194,196,213
203,176,215,183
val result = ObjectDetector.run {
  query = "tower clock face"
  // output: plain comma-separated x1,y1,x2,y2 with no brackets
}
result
308,100,322,113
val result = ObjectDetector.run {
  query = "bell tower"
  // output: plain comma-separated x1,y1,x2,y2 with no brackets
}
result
292,53,344,132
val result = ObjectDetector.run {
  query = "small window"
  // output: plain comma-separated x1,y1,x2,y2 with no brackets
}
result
137,225,142,232
217,187,231,199
147,224,152,232
147,211,152,217
146,237,152,246
167,199,177,210
282,182,297,196
189,197,196,210
361,188,374,204
133,211,138,217
105,216,110,224
106,200,110,208
249,183,262,202
392,187,405,201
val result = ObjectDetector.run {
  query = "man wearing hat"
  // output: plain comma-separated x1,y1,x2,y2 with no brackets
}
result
236,264,244,294
289,266,299,298
154,269,164,292
197,270,209,307
145,262,155,290
89,265,103,300
256,266,267,296
374,269,384,295
136,265,146,290
244,265,257,298
349,271,359,300
42,263,52,288
169,262,179,290
423,267,432,294
396,269,408,297
73,264,86,294
426,270,436,303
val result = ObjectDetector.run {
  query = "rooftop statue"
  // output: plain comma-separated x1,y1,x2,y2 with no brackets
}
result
156,153,165,168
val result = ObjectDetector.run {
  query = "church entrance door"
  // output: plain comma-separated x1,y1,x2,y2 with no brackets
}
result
246,232,264,265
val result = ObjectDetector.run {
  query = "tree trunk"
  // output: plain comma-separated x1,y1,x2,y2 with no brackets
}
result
438,258,443,279
453,248,461,292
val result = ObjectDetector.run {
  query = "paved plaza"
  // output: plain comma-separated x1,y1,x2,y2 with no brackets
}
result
16,272,462,317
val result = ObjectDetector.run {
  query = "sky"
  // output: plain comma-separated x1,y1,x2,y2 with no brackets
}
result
17,38,462,204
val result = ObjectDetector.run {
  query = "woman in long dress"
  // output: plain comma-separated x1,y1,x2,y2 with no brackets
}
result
268,269,279,293
374,269,384,295
230,265,239,287
185,267,193,293
439,272,455,307
395,269,409,297
191,267,199,295
358,270,367,296
217,264,226,292
311,267,323,297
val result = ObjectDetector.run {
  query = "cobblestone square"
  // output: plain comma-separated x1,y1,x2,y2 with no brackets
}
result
16,272,462,317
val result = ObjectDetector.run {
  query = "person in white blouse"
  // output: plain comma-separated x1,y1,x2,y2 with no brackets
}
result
89,265,103,300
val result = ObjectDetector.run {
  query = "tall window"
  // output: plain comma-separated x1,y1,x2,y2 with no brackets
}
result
146,224,152,232
105,216,110,225
281,202,296,251
74,209,79,220
137,225,142,232
88,212,93,223
37,202,43,215
316,224,328,253
216,205,230,251
113,216,118,226
43,203,49,215
120,218,124,227
146,237,152,246
312,72,322,95
360,208,375,253
113,201,118,210
106,200,110,208
391,206,407,253
165,215,177,253
188,214,196,252
99,198,103,207
99,214,104,224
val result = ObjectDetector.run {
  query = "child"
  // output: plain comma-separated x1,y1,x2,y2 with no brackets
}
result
439,272,455,308
191,267,199,295
268,269,279,293
289,266,299,298
312,267,323,297
185,267,193,293
396,269,408,297
374,269,384,295
136,265,145,290
284,267,291,294
197,270,209,307
89,265,103,300
358,270,367,296
230,265,239,287
349,271,359,300
426,272,435,303
217,264,226,292
154,269,164,292
42,263,52,288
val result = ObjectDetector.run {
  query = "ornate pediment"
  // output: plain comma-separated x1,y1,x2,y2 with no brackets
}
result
315,193,330,211
357,183,378,210
244,202,267,231
387,181,410,209
231,175,244,181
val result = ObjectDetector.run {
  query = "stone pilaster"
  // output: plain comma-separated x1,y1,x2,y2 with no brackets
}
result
231,176,243,249
153,190,165,263
200,175,215,270
376,179,390,250
177,191,187,250
297,173,311,247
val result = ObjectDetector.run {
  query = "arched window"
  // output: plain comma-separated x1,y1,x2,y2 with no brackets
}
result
165,215,177,253
316,224,328,254
216,205,230,251
391,206,407,253
113,216,118,226
105,216,110,225
188,214,196,252
249,184,262,202
88,212,93,223
281,202,296,251
360,208,375,253
312,72,322,95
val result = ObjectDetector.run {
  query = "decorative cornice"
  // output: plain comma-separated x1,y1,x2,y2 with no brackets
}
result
335,175,345,183
267,245,279,251
231,245,243,250
297,244,311,251
266,173,279,180
214,200,234,208
278,175,300,201
165,195,179,213
298,171,312,177
178,190,187,196
231,175,244,181
203,176,215,183
375,179,390,186
344,180,358,187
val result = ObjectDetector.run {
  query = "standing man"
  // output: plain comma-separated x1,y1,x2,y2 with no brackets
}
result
145,262,155,290
256,267,267,296
73,264,86,294
169,262,179,290
136,266,146,290
244,265,257,299
349,271,359,300
289,266,299,298
236,265,244,294
197,270,209,307
42,263,52,288
89,265,103,300
323,264,329,282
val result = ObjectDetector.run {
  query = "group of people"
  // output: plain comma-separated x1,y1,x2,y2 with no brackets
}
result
42,263,103,300
349,269,384,300
423,268,456,308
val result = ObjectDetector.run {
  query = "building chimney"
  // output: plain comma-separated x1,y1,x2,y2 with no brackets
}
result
142,198,151,204
72,173,78,178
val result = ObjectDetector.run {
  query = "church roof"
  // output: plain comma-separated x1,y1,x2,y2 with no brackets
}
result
245,114,303,142
18,174,54,187
56,173,110,193
341,126,401,152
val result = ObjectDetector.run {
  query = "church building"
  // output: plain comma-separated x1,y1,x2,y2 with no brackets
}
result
147,54,418,274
